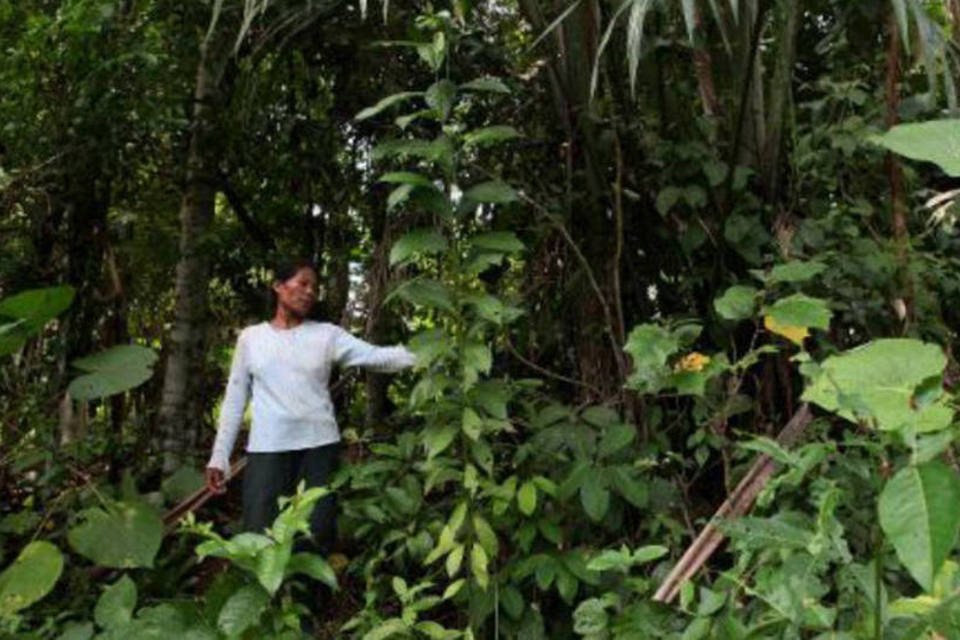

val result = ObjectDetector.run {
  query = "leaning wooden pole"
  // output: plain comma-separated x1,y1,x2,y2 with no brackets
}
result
162,457,247,533
653,404,813,603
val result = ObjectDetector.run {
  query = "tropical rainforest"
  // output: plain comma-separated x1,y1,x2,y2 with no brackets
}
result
2,0,960,638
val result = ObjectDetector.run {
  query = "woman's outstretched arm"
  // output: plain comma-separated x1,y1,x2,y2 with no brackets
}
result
330,325,416,372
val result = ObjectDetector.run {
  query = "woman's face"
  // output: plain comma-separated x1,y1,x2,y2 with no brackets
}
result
273,267,318,317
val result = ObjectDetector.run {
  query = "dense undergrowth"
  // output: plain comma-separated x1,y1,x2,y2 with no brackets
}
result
4,1,960,639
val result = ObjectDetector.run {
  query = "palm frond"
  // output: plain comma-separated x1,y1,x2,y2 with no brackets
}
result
528,0,584,52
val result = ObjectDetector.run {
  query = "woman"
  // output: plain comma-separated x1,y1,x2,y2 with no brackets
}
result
205,258,415,553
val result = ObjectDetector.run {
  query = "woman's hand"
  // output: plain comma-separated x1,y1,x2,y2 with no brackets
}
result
205,467,226,494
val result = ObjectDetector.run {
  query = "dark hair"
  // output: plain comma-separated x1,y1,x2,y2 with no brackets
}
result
272,257,317,285
267,257,318,313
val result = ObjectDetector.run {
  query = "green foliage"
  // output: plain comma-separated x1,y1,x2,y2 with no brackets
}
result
0,541,63,617
0,286,74,355
67,499,163,569
802,339,950,433
189,486,337,596
93,575,137,630
879,461,960,591
67,345,159,401
872,119,960,177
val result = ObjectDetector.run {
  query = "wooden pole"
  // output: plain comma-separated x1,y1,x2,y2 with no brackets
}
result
653,404,813,603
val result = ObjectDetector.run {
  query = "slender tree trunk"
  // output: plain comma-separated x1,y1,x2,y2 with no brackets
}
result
738,0,767,168
158,32,230,472
692,0,720,118
884,9,911,325
363,220,393,429
762,0,801,199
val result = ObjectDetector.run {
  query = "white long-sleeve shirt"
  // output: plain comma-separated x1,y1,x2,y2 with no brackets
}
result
207,321,415,471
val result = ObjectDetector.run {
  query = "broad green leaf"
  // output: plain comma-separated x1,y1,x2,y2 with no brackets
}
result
607,465,648,508
68,500,163,568
581,405,619,428
255,543,291,595
372,137,453,170
587,547,634,573
462,407,483,440
0,285,74,323
597,422,635,458
425,79,456,121
463,125,521,148
722,516,816,550
387,279,453,311
446,544,465,577
763,294,832,330
656,186,682,216
94,575,137,629
469,231,524,253
389,229,448,266
462,342,492,380
407,328,454,366
442,579,465,600
387,184,414,211
763,315,809,345
0,541,64,616
463,181,517,204
463,294,519,325
363,618,408,640
461,77,510,93
580,472,609,522
378,171,435,187
414,621,458,639
416,32,446,72
573,598,609,635
633,545,669,563
623,323,678,393
517,481,537,516
355,91,423,121
217,584,269,638
764,260,827,284
286,553,337,589
0,286,75,355
802,339,951,433
68,345,158,401
879,461,960,591
423,425,458,459
472,514,499,558
470,544,489,590
714,285,758,321
556,568,578,604
871,120,960,177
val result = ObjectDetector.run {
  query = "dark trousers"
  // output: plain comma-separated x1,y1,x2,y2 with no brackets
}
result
242,443,340,555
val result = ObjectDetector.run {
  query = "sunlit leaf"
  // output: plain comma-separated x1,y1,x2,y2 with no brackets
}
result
871,119,960,177
0,541,63,616
68,345,158,400
879,461,960,592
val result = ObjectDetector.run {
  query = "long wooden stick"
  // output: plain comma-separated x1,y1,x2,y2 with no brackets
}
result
162,457,247,532
653,403,813,603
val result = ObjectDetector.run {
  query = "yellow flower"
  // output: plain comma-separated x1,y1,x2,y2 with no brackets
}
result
675,352,711,373
764,315,809,345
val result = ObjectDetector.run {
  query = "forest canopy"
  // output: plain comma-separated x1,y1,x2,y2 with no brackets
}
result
2,0,960,638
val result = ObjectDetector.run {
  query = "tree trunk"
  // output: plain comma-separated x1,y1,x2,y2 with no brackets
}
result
737,0,767,169
761,0,801,199
158,33,230,472
884,8,911,325
692,0,720,118
518,0,624,400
